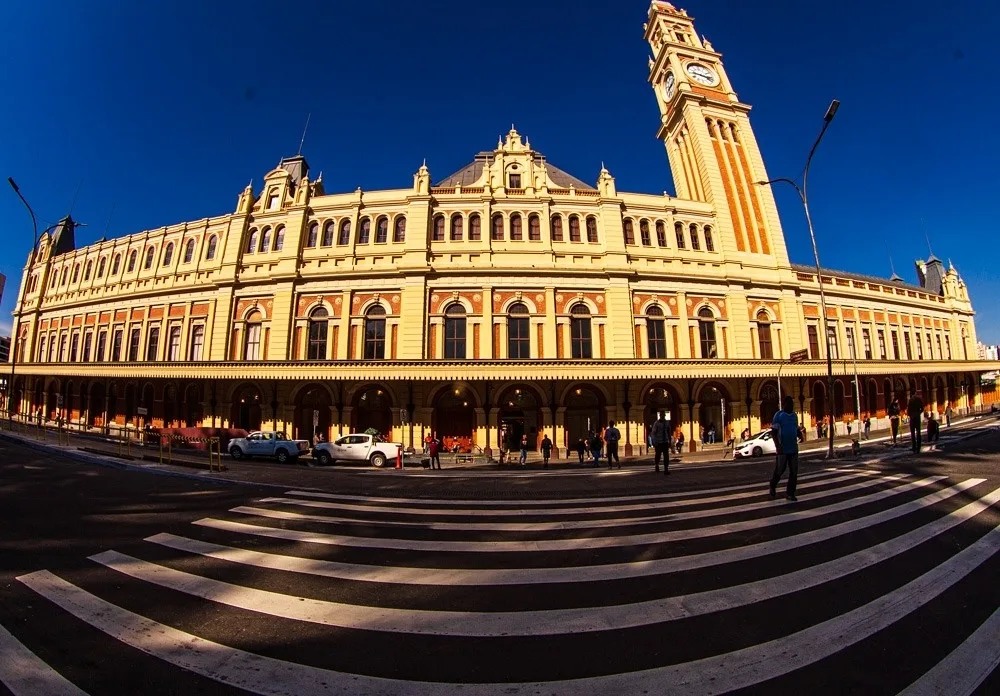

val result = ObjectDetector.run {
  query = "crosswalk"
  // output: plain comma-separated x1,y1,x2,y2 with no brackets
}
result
4,466,1000,695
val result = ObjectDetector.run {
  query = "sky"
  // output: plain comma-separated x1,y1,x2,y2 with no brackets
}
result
1,0,998,343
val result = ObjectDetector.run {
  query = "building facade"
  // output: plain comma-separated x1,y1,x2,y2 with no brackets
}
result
5,1,996,455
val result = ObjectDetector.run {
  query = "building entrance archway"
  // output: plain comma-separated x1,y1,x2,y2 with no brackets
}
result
643,384,679,445
565,385,605,451
697,383,731,442
295,384,332,443
353,386,393,440
758,382,779,433
231,384,262,431
433,385,476,453
497,385,540,453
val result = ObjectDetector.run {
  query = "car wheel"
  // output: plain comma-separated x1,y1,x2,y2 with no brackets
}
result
370,452,387,468
229,447,244,460
316,451,332,466
276,450,289,464
752,446,763,457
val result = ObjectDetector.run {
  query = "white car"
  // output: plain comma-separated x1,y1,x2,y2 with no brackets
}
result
228,431,311,464
313,433,404,468
733,430,777,459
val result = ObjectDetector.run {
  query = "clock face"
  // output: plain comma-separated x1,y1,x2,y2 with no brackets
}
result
686,63,718,86
662,72,676,101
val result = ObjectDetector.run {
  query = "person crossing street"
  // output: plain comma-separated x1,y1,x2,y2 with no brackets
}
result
769,395,800,502
651,412,670,475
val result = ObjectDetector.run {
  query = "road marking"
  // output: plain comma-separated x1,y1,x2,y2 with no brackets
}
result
195,474,937,553
898,604,1000,696
95,486,1000,637
262,471,876,521
0,622,90,696
279,468,859,507
19,523,1000,695
152,479,978,586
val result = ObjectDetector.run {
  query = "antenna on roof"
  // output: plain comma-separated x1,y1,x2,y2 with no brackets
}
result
297,112,311,156
68,178,83,215
104,203,116,238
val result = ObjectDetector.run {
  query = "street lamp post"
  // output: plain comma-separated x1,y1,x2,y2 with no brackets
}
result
758,99,840,459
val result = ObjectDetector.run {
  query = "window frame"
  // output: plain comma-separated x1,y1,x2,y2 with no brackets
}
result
443,304,467,359
569,304,593,359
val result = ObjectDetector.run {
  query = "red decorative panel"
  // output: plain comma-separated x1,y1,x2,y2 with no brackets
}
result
169,305,186,318
493,290,545,314
633,292,678,317
432,290,484,315
747,299,781,321
234,297,273,320
297,294,343,318
191,302,210,317
113,310,127,323
555,291,606,315
351,291,400,316
130,308,145,321
148,307,164,320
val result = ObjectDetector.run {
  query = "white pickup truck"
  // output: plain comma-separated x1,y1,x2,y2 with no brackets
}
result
313,433,403,468
228,431,311,464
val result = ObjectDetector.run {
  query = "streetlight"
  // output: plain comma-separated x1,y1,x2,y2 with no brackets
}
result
757,99,840,459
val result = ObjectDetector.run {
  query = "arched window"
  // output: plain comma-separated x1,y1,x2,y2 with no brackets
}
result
510,214,523,240
358,218,371,244
60,267,68,286
623,219,635,245
338,220,352,245
146,326,159,361
570,304,593,358
491,214,504,241
528,214,541,241
127,250,137,272
167,325,182,361
507,302,530,359
98,257,107,278
432,215,445,242
569,215,581,242
640,219,651,246
704,225,715,252
188,325,205,361
689,223,700,250
698,306,717,358
307,307,329,360
757,310,773,359
83,260,92,281
363,305,386,360
245,229,258,254
144,246,156,269
273,225,285,251
259,227,272,253
444,304,467,359
322,221,335,247
38,337,46,362
656,221,667,247
112,254,122,275
244,310,263,360
551,215,564,241
647,305,666,358
675,222,686,249
375,216,388,243
183,239,196,263
162,243,174,267
205,236,218,260
450,215,463,241
393,216,406,242
469,214,481,240
266,188,280,211
586,216,599,243
306,223,319,248
71,264,80,283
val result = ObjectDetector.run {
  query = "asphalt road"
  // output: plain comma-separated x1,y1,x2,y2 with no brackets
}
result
1,423,998,695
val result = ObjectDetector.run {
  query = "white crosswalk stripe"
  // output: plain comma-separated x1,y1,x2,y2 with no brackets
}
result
8,466,1000,694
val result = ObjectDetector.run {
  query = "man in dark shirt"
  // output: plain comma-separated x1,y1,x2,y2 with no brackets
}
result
888,399,901,446
769,395,800,502
907,394,925,453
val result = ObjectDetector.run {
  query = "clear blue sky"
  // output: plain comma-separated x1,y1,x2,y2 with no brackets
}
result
1,0,997,344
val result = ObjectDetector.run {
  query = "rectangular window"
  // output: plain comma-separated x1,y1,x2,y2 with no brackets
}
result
363,319,386,360
892,332,900,360
916,333,923,360
128,328,141,361
82,332,93,363
168,326,182,361
862,329,872,360
508,173,521,189
444,317,466,359
571,318,593,359
508,317,530,359
70,333,80,362
904,332,912,360
845,326,856,359
111,329,123,362
96,331,108,362
936,335,942,360
877,329,886,359
243,324,260,360
60,335,68,362
945,335,951,359
826,325,839,360
189,325,205,361
647,319,667,359
807,325,820,360
146,327,160,361
307,321,327,360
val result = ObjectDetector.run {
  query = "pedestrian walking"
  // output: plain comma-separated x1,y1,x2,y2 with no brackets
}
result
769,395,800,502
540,433,552,468
428,432,442,470
846,419,853,437
863,416,871,440
945,404,953,427
926,412,940,444
575,437,586,464
604,420,621,469
888,399,901,445
589,431,603,467
707,424,717,444
907,393,925,453
675,430,685,454
519,433,529,466
651,412,671,475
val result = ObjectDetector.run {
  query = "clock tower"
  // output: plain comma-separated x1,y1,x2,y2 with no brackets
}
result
645,1,789,264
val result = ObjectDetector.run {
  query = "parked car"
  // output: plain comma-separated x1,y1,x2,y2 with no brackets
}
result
313,433,403,467
733,429,777,459
228,431,310,463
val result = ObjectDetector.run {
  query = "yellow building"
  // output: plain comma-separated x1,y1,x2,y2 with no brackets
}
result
5,1,995,456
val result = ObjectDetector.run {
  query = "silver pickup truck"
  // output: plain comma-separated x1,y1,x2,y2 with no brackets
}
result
228,431,311,464
312,433,403,467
